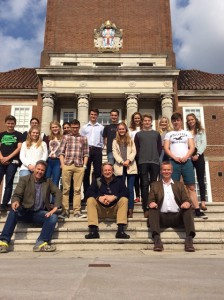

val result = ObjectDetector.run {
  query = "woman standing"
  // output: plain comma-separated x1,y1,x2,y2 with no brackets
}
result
19,126,48,177
113,122,137,218
186,113,207,211
45,121,62,194
158,116,172,162
129,112,143,203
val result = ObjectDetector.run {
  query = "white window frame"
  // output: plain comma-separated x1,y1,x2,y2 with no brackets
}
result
60,109,76,125
183,106,212,202
11,105,32,133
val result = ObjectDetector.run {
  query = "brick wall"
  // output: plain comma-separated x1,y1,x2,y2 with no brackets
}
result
209,161,224,202
41,0,175,66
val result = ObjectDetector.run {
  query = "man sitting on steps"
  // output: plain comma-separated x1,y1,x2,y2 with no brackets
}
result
0,160,62,253
85,162,130,239
148,161,196,252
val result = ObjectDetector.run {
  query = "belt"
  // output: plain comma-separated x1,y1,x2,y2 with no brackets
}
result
89,146,101,150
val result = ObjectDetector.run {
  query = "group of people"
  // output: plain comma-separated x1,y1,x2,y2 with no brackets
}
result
0,108,208,252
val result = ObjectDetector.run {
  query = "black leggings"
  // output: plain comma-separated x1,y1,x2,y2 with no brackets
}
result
192,154,206,201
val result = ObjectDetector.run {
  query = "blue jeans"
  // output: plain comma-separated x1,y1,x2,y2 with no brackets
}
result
0,208,58,244
19,170,31,177
107,152,115,165
117,167,135,209
0,163,18,206
46,158,61,203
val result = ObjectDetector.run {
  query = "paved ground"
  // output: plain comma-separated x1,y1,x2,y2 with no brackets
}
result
0,250,223,300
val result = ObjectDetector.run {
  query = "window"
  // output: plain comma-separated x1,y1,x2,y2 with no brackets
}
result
11,106,32,132
60,109,76,124
183,107,212,202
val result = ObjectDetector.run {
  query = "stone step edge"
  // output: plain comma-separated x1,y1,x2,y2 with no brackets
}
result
9,238,224,245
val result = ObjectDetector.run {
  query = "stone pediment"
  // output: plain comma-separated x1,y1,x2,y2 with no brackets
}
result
94,20,123,52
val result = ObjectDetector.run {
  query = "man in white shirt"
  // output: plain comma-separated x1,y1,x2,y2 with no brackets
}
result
148,161,196,252
80,108,104,196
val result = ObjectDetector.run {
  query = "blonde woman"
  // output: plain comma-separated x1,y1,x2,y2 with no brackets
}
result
186,113,207,211
45,121,62,192
113,122,137,218
19,126,48,177
158,116,172,162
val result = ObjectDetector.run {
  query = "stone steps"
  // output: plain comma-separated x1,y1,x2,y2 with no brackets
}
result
0,202,224,251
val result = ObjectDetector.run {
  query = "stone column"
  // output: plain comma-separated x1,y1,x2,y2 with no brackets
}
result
41,93,55,135
77,94,89,127
161,94,173,120
126,93,139,126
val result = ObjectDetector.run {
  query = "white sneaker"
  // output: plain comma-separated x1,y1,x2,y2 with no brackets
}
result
74,213,87,219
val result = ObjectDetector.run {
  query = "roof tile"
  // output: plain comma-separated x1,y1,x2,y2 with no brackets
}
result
0,68,39,89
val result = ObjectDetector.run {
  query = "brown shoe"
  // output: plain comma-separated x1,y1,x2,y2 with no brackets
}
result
144,211,149,218
128,209,133,218
153,235,163,251
185,236,195,252
200,202,207,211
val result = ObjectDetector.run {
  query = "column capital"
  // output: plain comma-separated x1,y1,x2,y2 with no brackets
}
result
125,93,140,101
76,93,90,101
160,93,174,101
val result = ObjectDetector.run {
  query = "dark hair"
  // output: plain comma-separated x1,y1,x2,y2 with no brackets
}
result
110,109,119,115
30,117,40,125
129,112,143,130
62,121,70,128
35,160,47,168
70,119,80,127
89,108,99,115
5,115,16,123
171,112,183,122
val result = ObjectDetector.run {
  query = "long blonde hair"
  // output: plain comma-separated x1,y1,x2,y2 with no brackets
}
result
48,121,62,141
158,116,172,135
115,122,132,146
26,126,42,149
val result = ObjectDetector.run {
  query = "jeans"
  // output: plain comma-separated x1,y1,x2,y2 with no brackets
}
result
139,163,160,211
107,152,115,165
0,163,18,206
46,158,61,203
0,208,58,244
46,158,61,186
117,167,135,209
19,170,31,177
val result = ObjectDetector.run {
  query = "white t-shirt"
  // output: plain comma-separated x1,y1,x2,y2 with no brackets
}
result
164,130,193,157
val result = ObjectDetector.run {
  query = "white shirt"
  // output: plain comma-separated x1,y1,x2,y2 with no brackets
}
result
160,179,180,213
80,122,104,148
164,130,193,157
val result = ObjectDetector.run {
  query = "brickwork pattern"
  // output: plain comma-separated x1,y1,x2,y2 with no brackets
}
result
41,0,175,66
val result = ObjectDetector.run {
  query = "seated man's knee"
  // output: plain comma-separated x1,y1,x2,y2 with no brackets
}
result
87,197,97,206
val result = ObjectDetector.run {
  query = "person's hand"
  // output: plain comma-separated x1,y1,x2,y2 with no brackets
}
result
192,155,199,161
181,202,191,209
149,202,158,209
173,156,182,163
123,160,130,167
11,201,20,211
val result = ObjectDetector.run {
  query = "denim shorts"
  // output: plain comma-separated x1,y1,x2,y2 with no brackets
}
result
170,159,195,185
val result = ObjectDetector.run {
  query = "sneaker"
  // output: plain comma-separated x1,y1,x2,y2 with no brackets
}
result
134,197,141,203
194,211,208,220
59,210,70,219
74,213,87,219
33,242,56,252
0,241,9,253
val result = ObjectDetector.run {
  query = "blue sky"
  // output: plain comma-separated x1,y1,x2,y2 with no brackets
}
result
0,0,223,73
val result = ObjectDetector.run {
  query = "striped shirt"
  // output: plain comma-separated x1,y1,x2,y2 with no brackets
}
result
59,134,89,166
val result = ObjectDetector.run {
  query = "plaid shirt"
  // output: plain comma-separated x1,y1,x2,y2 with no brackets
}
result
59,134,89,166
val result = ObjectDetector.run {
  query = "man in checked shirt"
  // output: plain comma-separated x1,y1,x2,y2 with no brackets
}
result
59,119,89,218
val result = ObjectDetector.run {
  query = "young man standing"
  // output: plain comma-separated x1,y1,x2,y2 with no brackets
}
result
103,109,119,164
164,112,207,219
59,119,89,218
0,115,23,211
134,114,162,217
80,109,104,196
